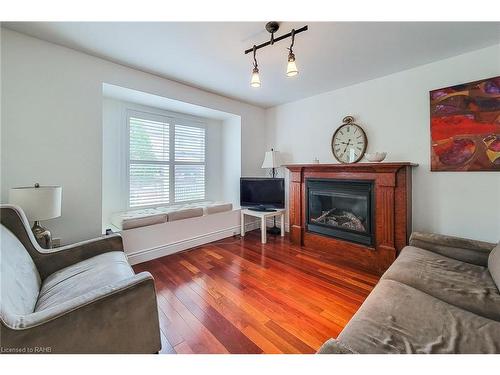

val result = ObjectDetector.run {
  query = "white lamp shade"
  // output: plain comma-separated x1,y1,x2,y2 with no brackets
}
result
250,69,261,88
261,150,282,169
286,59,298,77
9,185,62,221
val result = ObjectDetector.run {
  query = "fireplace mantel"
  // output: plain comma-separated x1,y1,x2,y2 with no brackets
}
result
285,162,418,275
285,162,417,174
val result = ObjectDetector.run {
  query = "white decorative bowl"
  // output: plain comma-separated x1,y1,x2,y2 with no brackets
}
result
365,152,387,162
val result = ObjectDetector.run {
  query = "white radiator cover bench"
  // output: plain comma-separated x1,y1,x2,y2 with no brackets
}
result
111,201,233,230
109,202,254,265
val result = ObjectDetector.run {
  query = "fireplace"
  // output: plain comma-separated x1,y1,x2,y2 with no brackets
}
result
307,179,374,246
285,163,416,274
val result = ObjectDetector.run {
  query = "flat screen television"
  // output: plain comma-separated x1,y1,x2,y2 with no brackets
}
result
240,177,285,211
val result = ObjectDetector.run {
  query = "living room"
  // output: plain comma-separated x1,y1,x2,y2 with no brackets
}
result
1,1,499,373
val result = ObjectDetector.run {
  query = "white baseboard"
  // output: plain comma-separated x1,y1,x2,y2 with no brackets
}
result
127,221,261,265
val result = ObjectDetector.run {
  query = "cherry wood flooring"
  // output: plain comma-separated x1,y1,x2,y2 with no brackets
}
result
132,230,380,354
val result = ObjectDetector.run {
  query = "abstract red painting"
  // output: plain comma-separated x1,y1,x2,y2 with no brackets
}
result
430,76,500,171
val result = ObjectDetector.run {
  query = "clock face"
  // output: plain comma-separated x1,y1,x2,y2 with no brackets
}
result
331,123,367,163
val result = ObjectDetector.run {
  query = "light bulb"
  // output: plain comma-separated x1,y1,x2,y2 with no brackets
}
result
286,52,298,77
251,67,261,88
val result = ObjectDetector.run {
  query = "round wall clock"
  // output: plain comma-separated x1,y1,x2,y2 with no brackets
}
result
331,116,368,164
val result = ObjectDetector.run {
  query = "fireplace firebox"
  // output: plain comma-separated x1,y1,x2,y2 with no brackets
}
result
306,179,374,246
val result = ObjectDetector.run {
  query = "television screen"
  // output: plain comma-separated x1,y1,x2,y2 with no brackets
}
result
240,177,285,209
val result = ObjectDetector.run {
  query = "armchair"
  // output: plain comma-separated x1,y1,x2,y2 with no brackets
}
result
0,204,161,353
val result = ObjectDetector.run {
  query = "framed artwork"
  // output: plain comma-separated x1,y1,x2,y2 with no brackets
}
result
430,76,500,171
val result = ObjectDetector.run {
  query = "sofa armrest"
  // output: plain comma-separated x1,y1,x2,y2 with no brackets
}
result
317,338,357,354
1,272,161,353
34,234,124,278
409,232,495,266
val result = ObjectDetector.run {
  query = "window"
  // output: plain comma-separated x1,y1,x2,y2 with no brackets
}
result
174,124,206,202
129,116,170,207
128,112,206,208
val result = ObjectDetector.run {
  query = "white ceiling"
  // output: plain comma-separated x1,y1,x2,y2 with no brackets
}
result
4,22,500,108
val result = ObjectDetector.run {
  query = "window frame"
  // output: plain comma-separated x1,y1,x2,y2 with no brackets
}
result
125,108,207,209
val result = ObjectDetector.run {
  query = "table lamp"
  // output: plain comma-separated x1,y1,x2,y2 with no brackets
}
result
261,148,281,178
9,183,62,249
261,148,282,234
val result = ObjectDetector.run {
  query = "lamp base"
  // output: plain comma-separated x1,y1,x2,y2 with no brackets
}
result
267,225,281,235
32,221,52,249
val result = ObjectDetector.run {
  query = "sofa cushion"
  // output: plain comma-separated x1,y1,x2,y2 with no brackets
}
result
317,338,357,354
156,205,204,221
337,279,500,354
111,209,167,230
168,207,204,221
204,202,233,215
35,251,134,311
489,242,500,291
382,246,500,321
0,225,41,320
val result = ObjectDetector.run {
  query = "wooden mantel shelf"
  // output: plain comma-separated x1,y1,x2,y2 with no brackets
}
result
284,162,418,173
284,162,418,275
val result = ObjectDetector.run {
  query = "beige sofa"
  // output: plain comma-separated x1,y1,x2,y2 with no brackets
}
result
0,205,161,353
319,232,500,354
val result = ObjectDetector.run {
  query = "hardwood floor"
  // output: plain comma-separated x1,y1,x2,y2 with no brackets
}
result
132,230,380,354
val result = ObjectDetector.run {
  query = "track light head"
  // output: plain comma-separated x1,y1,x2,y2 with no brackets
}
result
286,29,298,77
250,45,261,88
251,67,261,88
286,51,298,77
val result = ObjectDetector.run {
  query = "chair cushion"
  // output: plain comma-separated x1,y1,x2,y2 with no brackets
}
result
35,251,134,311
338,279,500,353
382,246,500,321
489,242,500,291
0,225,41,319
111,209,167,230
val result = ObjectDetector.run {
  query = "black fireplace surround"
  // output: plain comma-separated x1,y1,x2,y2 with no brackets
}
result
306,179,374,246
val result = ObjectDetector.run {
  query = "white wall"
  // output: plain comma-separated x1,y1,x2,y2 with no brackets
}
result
222,116,242,208
205,118,224,202
1,29,267,244
102,98,126,231
266,44,500,243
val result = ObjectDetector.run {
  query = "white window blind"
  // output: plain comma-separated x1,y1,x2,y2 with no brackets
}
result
174,124,206,203
175,125,205,162
128,113,206,208
129,116,170,207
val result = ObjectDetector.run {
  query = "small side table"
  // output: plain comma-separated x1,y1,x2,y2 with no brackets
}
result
240,208,285,244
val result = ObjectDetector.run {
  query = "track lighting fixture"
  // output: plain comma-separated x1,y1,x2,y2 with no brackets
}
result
245,22,307,87
250,46,261,88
